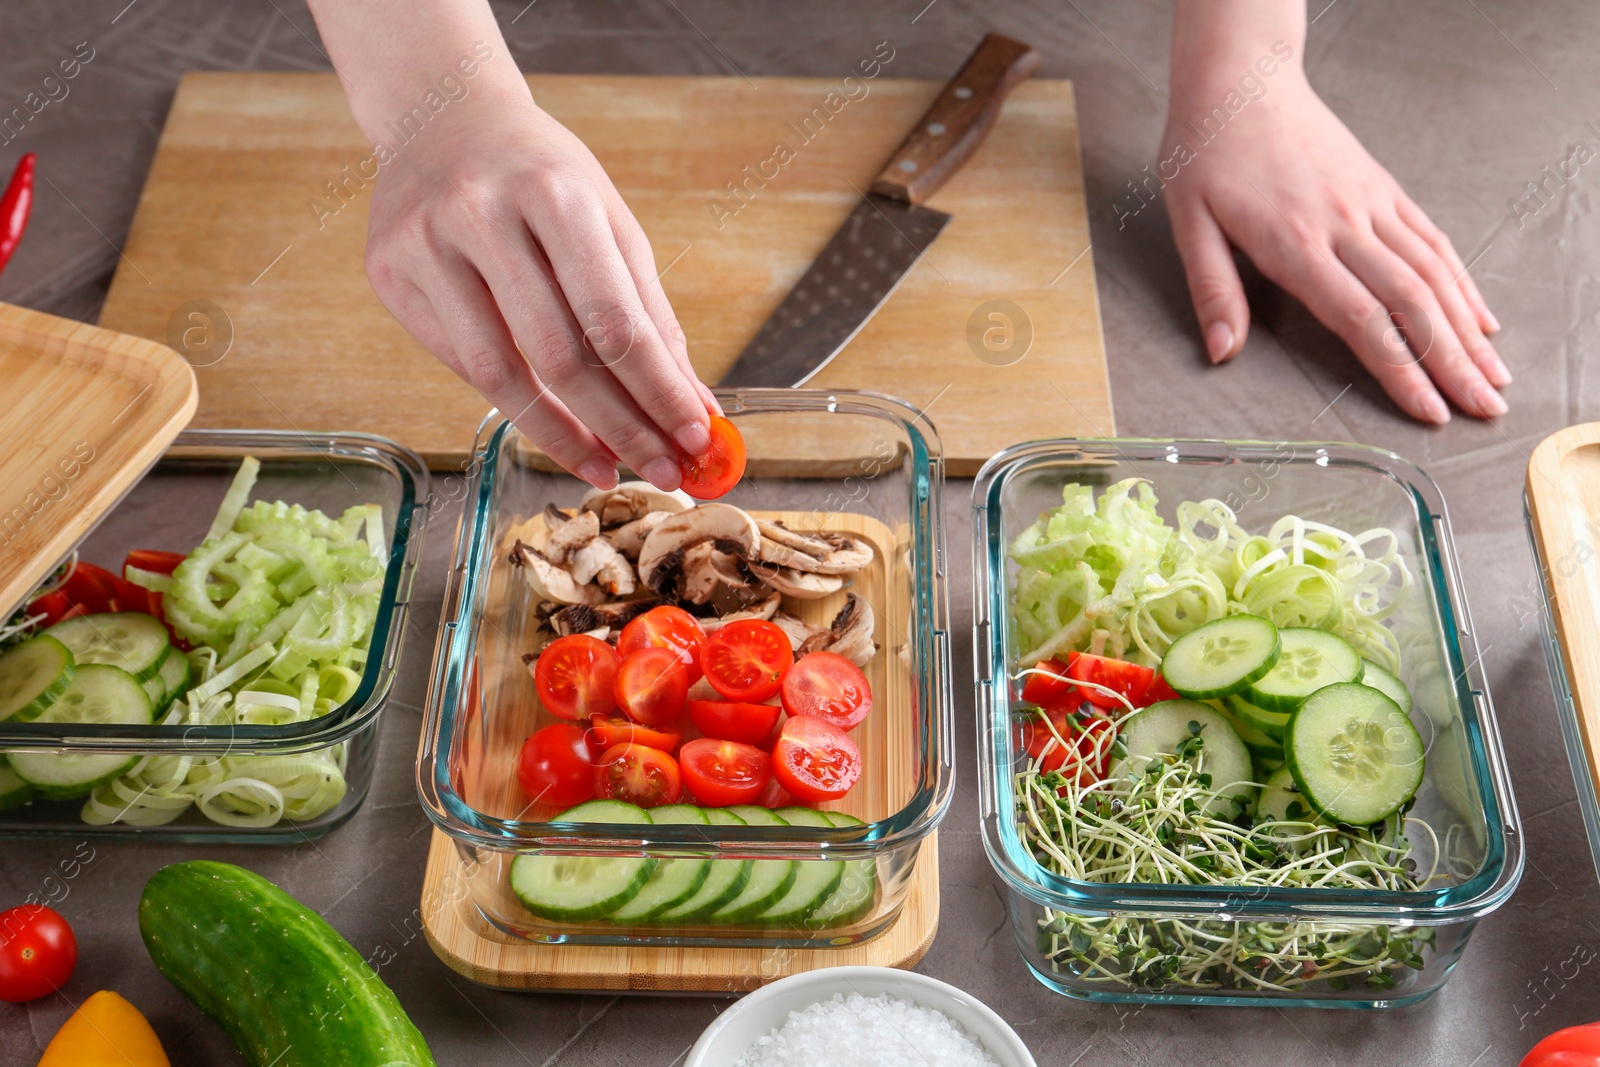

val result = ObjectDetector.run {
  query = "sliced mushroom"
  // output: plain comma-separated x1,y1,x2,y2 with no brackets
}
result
678,542,755,605
543,506,601,565
750,563,845,599
800,593,878,666
580,481,693,527
756,519,832,560
609,510,671,560
637,504,761,593
810,532,875,575
771,610,825,652
509,540,607,605
699,590,780,633
569,537,637,597
545,598,663,637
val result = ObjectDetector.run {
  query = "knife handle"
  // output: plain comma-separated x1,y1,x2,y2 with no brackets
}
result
870,33,1041,205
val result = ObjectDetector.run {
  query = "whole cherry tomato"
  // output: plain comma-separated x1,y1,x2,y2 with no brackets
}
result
516,723,597,808
0,905,76,1003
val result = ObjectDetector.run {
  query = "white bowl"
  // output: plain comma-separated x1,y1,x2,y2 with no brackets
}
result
686,966,1036,1067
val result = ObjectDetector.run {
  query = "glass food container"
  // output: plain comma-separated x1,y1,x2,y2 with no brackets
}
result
0,429,429,842
972,438,1523,1008
417,390,952,948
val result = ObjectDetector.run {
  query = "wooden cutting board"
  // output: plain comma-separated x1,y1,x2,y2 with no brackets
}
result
98,72,1111,474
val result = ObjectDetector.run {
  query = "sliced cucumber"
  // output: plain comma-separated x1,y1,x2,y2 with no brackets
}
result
156,647,192,713
607,805,712,924
1360,659,1413,716
141,660,168,712
1111,699,1254,813
1214,698,1283,758
509,801,657,921
0,761,36,811
1225,692,1291,741
755,808,845,925
1285,682,1424,825
45,612,171,681
1244,628,1362,713
0,634,74,722
1160,615,1280,700
9,664,153,800
708,806,797,924
1253,765,1318,825
654,808,753,923
804,812,877,929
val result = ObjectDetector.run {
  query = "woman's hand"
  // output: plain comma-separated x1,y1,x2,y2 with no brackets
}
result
307,0,715,490
364,95,717,489
1163,3,1507,424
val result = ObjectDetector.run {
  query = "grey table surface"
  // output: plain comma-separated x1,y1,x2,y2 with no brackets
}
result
0,0,1595,1063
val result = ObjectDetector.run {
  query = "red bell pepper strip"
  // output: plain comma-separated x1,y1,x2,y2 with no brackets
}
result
123,550,186,576
1521,1022,1600,1066
0,153,35,279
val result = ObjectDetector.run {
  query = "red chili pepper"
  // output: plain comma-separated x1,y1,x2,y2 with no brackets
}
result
0,153,34,278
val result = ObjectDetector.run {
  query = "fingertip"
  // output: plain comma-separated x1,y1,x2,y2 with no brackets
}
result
1481,307,1502,335
1204,322,1235,364
674,419,711,456
1470,382,1508,419
577,457,620,491
1418,392,1451,425
640,456,683,492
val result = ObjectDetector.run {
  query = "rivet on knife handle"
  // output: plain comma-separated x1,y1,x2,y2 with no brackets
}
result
869,33,1041,206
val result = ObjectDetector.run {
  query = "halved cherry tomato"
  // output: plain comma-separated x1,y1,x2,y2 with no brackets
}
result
687,699,781,746
594,743,681,808
1146,675,1181,704
534,634,620,721
614,647,689,726
0,905,76,1003
1018,710,1115,787
780,651,872,731
679,738,771,806
1019,657,1078,710
587,714,682,754
679,414,746,500
1068,653,1163,712
700,619,793,702
771,715,861,803
617,605,705,684
28,560,153,623
516,723,597,808
123,549,186,576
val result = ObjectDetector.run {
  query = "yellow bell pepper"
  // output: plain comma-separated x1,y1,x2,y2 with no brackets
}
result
37,990,170,1067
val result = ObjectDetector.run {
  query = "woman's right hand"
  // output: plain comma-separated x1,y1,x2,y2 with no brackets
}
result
363,86,717,491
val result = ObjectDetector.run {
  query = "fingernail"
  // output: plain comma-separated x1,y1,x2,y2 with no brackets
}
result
1473,383,1508,418
1484,308,1502,334
1485,350,1513,387
1420,393,1451,424
578,457,618,490
675,420,711,456
1204,322,1234,364
641,456,682,491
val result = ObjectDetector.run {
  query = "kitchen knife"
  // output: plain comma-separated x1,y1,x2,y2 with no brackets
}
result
717,33,1041,389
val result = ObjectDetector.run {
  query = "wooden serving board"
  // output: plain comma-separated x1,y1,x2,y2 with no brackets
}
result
97,72,1112,474
0,302,196,614
1528,424,1600,824
418,827,939,993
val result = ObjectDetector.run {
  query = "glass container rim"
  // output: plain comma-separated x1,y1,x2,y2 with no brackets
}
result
417,389,956,856
971,436,1525,925
0,428,430,754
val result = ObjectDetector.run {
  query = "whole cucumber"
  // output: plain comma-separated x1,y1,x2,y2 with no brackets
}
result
139,860,435,1067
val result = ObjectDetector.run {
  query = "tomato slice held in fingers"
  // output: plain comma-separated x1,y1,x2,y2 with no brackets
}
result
771,715,862,803
517,723,597,808
534,634,621,721
1068,653,1162,711
1019,657,1077,710
679,738,772,807
593,743,681,808
587,714,682,754
679,415,746,500
687,699,782,746
781,651,872,731
617,605,705,684
700,619,793,702
614,647,689,726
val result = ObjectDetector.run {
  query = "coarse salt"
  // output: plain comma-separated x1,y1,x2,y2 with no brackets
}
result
735,990,1001,1067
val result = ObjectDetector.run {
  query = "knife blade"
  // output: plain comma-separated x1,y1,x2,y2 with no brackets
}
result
718,32,1041,389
